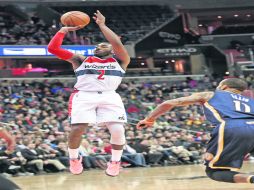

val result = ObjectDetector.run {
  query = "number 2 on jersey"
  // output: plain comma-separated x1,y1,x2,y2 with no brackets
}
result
98,70,105,80
233,100,251,113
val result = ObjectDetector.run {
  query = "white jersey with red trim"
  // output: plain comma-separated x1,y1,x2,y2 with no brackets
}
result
74,56,125,91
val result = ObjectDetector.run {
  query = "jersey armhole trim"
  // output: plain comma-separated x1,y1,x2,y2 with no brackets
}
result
112,57,126,73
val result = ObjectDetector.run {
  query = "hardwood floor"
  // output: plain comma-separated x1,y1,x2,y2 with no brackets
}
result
12,162,254,190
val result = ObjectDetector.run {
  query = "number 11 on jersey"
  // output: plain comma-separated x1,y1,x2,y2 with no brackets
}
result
233,100,251,113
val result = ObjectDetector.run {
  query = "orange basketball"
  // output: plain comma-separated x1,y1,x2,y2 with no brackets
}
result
60,11,90,27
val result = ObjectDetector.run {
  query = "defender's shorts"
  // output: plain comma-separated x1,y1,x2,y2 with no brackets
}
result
206,120,254,171
68,90,127,124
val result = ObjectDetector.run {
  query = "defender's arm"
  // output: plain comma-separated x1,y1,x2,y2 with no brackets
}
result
137,91,214,129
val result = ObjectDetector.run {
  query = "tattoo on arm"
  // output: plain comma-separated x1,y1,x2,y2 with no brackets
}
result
165,92,214,107
146,91,214,121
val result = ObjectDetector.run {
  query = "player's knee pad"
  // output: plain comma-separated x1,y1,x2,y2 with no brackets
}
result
106,122,125,145
205,167,238,183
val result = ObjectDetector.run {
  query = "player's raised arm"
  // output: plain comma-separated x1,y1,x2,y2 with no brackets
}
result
136,91,214,129
93,10,130,70
47,26,86,70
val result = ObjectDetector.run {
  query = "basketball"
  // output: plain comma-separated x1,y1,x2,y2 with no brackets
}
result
60,11,90,27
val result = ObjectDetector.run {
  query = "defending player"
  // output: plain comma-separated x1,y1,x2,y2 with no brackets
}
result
0,127,21,190
137,78,254,183
48,10,130,176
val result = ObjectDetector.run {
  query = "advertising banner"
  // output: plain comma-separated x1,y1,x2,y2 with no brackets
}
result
154,47,200,57
0,45,96,57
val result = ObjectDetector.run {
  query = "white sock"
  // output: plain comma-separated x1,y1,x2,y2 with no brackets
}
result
68,148,79,159
111,149,123,162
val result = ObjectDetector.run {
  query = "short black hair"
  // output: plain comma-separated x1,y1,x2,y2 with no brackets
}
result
221,78,248,91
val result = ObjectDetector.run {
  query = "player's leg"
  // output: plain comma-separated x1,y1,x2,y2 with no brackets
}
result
105,122,125,177
96,92,127,176
68,123,89,175
0,174,21,190
205,124,254,183
234,173,254,183
205,166,254,183
68,91,97,174
68,123,89,156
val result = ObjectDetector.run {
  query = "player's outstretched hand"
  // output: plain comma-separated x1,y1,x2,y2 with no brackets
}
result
59,26,83,33
136,118,155,130
93,10,105,26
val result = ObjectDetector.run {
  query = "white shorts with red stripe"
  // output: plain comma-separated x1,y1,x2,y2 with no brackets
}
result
68,90,127,124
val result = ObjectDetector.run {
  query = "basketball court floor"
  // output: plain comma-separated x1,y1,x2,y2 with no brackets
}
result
13,162,254,190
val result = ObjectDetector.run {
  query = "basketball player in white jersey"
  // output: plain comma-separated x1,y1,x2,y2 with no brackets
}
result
48,10,130,176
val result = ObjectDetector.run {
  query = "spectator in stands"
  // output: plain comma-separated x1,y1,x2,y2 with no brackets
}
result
79,139,107,169
36,142,66,172
20,142,46,174
123,143,147,167
0,75,235,177
55,141,69,167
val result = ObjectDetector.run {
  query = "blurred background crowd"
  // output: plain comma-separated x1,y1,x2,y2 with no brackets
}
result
0,0,254,179
0,74,253,177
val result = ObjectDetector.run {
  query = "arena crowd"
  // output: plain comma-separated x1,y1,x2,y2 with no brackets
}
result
0,74,253,177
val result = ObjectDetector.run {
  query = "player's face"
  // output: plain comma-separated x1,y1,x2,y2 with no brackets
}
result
94,43,113,58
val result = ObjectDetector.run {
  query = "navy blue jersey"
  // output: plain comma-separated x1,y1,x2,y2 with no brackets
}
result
203,90,254,126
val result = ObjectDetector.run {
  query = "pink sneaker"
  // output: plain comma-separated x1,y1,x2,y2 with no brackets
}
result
69,157,83,175
105,161,121,177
